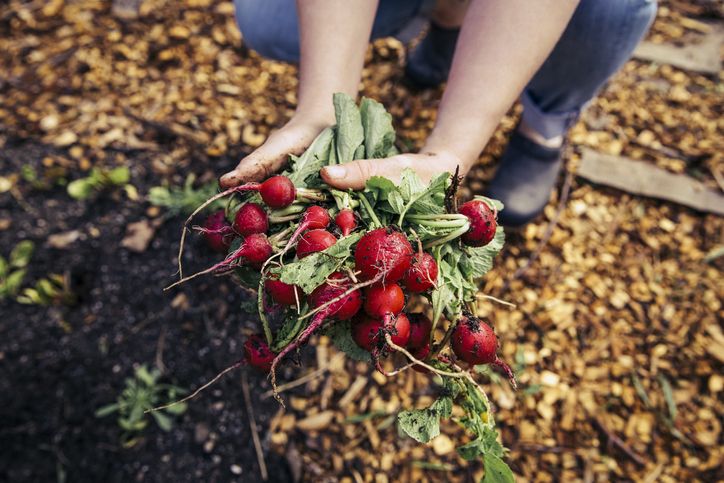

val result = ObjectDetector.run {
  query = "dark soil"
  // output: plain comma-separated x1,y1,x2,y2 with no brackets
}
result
0,141,295,482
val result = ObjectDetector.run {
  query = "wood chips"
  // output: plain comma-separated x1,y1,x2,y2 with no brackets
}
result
1,0,723,481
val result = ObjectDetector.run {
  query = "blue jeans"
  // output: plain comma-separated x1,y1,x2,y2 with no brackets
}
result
234,0,657,139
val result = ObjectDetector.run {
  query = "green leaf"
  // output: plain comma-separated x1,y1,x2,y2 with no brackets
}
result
405,171,448,216
482,454,515,483
234,264,263,291
271,310,306,352
164,402,187,415
272,232,364,294
658,375,676,422
323,319,371,362
464,379,489,417
458,226,505,279
523,383,542,397
1,269,27,296
151,410,173,432
19,288,43,305
94,402,121,418
119,417,147,432
398,397,449,443
387,190,406,214
333,93,364,165
67,178,95,199
365,176,398,202
9,240,34,268
285,126,335,188
108,166,130,185
240,295,259,315
21,165,38,182
0,255,7,278
36,278,57,301
458,426,506,460
135,365,156,387
359,97,396,159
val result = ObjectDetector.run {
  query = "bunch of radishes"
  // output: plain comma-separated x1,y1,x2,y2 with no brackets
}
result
175,173,512,386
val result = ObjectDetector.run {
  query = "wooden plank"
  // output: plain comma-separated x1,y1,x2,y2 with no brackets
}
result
577,149,724,216
633,22,724,74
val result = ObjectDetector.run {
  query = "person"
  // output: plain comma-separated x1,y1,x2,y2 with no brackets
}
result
220,0,657,226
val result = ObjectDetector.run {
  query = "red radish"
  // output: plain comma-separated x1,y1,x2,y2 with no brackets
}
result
270,273,362,373
405,312,433,350
363,283,405,323
174,233,273,284
451,316,497,365
354,227,413,283
403,252,438,293
202,209,234,254
299,206,330,231
232,202,269,237
210,175,295,210
296,229,337,258
244,333,278,372
308,273,363,321
265,275,302,306
351,313,410,353
235,233,273,266
283,206,330,253
335,209,357,237
409,343,430,374
459,200,497,248
451,316,515,382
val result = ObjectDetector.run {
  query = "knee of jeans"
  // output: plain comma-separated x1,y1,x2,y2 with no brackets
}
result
233,0,299,62
635,0,658,24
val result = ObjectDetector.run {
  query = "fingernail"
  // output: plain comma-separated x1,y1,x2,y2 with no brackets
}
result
323,165,346,180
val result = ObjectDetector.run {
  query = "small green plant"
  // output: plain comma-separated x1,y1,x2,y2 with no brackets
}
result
67,166,134,200
0,240,34,299
148,174,225,218
95,364,188,447
21,165,68,190
16,273,76,306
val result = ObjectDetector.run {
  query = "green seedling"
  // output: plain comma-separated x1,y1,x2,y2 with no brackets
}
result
67,166,133,200
0,240,34,299
95,364,188,447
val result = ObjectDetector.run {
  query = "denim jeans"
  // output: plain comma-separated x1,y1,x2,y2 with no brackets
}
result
233,0,657,139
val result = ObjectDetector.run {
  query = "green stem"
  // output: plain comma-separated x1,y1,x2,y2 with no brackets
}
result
406,214,469,221
410,219,467,228
268,227,293,245
270,204,305,217
268,214,301,224
429,246,444,346
224,192,238,221
430,295,463,360
422,222,470,250
257,276,273,347
296,188,328,202
357,193,382,228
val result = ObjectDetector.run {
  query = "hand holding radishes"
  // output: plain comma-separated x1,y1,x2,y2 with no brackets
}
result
165,94,516,481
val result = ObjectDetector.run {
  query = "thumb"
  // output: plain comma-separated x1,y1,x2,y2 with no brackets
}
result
320,157,412,190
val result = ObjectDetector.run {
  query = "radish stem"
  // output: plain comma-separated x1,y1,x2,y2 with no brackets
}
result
423,222,470,250
357,193,381,228
258,276,273,346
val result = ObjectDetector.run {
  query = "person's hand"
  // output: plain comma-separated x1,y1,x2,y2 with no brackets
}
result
320,148,469,191
219,114,333,190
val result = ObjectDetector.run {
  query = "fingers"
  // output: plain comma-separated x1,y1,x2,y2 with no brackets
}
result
321,156,414,190
219,152,288,190
219,118,332,189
